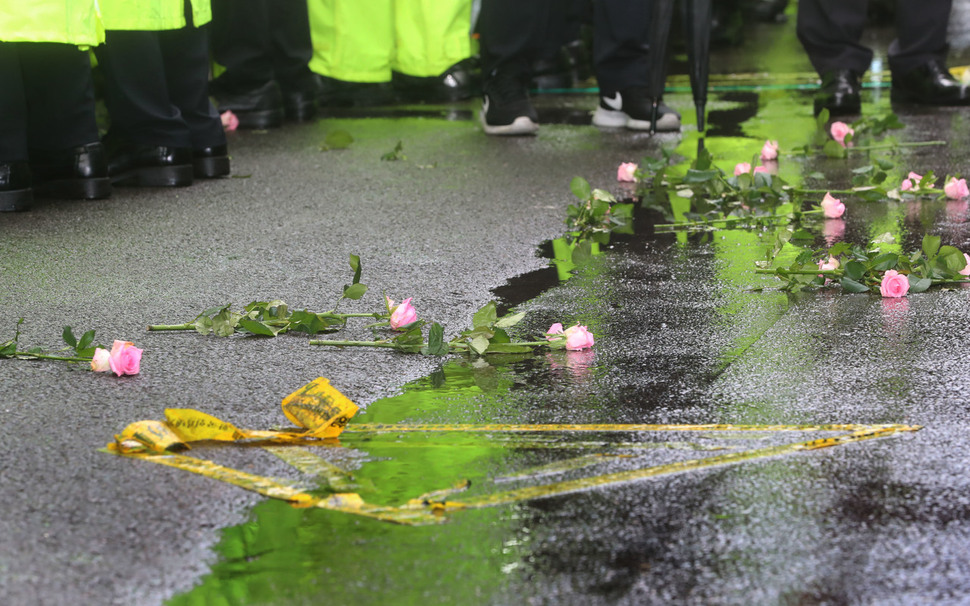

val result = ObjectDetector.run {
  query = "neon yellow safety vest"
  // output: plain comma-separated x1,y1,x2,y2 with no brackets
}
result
99,0,211,31
0,1,104,46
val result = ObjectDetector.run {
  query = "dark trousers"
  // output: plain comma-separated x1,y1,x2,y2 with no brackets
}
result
210,0,315,93
797,0,953,76
96,25,225,149
478,0,651,92
0,42,99,162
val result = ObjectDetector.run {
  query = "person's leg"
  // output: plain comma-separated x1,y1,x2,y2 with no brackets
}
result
391,0,475,101
0,42,32,211
889,0,968,104
477,0,549,134
95,30,194,186
20,42,110,199
590,0,679,131
158,23,230,178
796,0,870,115
209,0,285,127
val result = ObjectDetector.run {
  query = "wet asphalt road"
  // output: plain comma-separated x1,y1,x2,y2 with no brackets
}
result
4,19,970,606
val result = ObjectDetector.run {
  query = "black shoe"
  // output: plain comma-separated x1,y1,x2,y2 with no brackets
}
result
281,74,322,122
891,59,970,106
480,71,539,136
0,162,32,212
212,79,285,129
392,59,478,103
317,76,395,107
106,141,194,187
29,142,111,200
814,69,861,116
592,87,681,131
193,145,230,179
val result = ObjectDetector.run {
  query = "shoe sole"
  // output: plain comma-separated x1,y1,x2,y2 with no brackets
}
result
33,177,111,200
481,114,539,136
193,156,231,179
0,188,32,212
813,98,860,116
592,107,681,131
234,108,285,129
112,164,194,187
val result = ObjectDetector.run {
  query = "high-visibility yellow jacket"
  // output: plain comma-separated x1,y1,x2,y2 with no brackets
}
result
99,0,211,31
0,1,104,46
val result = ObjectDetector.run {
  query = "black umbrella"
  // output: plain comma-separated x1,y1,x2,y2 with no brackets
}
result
648,0,676,134
682,0,712,134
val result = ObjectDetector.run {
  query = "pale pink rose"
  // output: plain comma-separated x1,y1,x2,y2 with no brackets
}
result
945,177,970,200
760,140,779,161
900,179,914,192
879,270,910,298
820,192,845,218
960,253,970,277
108,340,142,376
562,324,595,350
389,297,417,329
220,110,239,132
830,121,854,147
761,159,779,175
818,256,840,272
734,162,751,176
545,323,565,340
753,165,769,174
90,347,111,372
617,162,638,182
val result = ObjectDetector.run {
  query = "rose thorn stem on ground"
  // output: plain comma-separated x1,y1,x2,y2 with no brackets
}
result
7,352,92,362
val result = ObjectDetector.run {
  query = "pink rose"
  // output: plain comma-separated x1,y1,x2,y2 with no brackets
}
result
900,179,914,192
945,177,969,200
818,256,840,272
753,165,769,174
220,110,239,132
389,297,417,329
820,192,845,218
760,140,779,161
108,340,142,376
830,121,854,147
960,253,970,277
617,162,638,182
545,323,564,340
734,162,751,176
90,347,111,372
563,324,595,350
879,270,910,298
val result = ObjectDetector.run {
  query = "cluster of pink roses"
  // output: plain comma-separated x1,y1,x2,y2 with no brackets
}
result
545,323,595,350
386,297,418,329
945,177,970,199
91,340,142,376
734,140,780,177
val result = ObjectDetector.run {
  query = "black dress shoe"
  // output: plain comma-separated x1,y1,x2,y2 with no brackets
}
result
393,59,478,102
0,162,32,212
318,76,395,107
212,79,285,129
107,142,194,187
29,142,111,200
282,74,321,122
814,69,862,116
193,144,230,179
891,59,970,105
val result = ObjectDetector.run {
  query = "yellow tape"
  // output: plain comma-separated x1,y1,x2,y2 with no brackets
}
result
281,377,359,438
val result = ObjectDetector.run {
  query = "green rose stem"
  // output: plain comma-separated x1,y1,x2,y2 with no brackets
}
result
656,209,827,231
785,140,946,156
147,312,381,331
4,352,91,363
753,268,970,285
307,339,554,350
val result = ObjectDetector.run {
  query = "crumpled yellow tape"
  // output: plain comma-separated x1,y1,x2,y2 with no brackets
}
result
107,377,359,454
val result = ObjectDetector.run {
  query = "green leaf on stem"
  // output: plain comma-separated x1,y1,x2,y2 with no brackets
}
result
212,309,238,337
422,322,448,356
76,329,95,353
193,315,214,335
238,319,279,337
844,260,866,281
349,254,362,285
342,283,368,300
469,335,490,355
495,311,526,329
570,176,591,201
937,246,966,272
840,277,870,293
908,275,933,293
472,301,498,329
922,235,941,258
823,140,847,159
62,326,77,348
871,253,898,272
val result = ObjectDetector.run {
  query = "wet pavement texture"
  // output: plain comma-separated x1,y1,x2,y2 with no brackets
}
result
4,11,970,606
